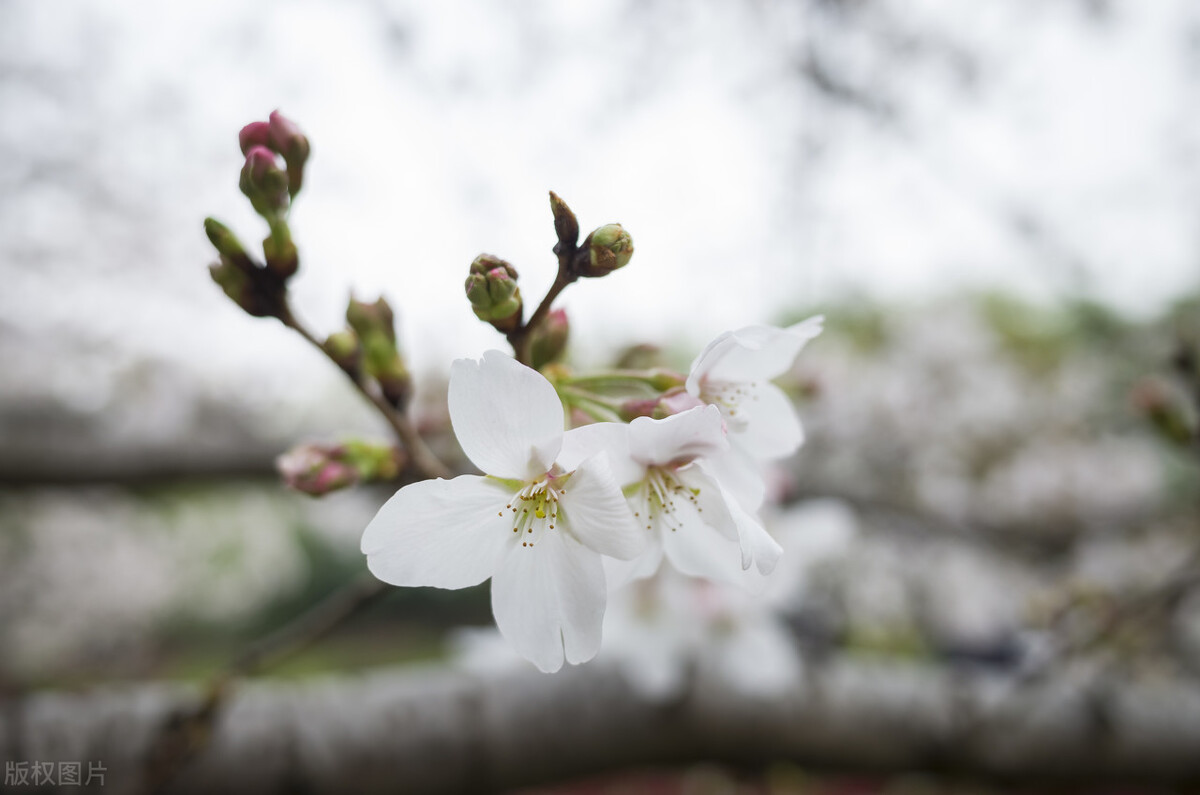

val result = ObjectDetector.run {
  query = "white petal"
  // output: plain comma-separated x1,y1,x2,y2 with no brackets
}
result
729,495,783,575
658,485,749,586
448,350,565,480
362,475,510,589
558,422,642,486
686,317,823,390
627,405,728,467
560,453,645,560
730,381,804,461
700,448,767,513
490,530,606,672
685,329,736,396
678,465,740,542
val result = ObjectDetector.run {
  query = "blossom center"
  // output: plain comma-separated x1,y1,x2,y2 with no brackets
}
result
506,478,563,549
700,379,757,429
636,466,701,534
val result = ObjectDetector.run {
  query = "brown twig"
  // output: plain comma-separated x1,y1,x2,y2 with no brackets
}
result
507,269,576,366
280,305,453,480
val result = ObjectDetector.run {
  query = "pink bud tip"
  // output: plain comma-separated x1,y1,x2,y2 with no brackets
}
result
244,145,279,181
658,389,706,417
239,121,272,155
268,110,303,144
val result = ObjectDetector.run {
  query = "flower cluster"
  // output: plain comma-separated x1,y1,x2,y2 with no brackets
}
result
202,113,823,674
362,318,821,672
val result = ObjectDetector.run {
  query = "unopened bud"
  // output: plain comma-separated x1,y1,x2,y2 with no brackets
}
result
469,253,518,278
549,191,580,251
465,258,523,333
268,110,311,196
374,356,413,410
646,370,686,391
654,388,705,419
239,121,272,155
341,439,407,481
620,387,704,422
346,296,411,409
346,296,397,345
323,330,362,379
277,444,359,497
240,146,289,217
578,223,633,277
204,217,255,271
528,309,570,370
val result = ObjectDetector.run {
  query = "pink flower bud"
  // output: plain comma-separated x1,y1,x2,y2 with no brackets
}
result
240,146,289,216
656,388,705,417
268,110,311,195
239,121,272,155
277,444,359,497
244,146,278,182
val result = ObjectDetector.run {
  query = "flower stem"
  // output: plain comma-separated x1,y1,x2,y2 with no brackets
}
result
280,304,453,480
559,385,623,423
508,269,576,366
559,369,680,391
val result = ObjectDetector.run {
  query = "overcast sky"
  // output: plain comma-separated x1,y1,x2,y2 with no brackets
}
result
3,0,1199,391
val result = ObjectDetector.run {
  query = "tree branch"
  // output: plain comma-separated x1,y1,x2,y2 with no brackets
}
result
7,659,1200,795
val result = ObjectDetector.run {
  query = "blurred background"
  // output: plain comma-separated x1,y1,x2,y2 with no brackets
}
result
4,0,1200,792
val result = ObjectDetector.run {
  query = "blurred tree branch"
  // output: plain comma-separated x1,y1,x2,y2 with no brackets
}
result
5,659,1200,795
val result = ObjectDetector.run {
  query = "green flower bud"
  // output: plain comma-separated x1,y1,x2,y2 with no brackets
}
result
465,258,523,333
204,217,255,271
578,223,633,277
549,191,579,251
346,296,411,409
469,253,518,278
341,439,406,481
346,296,397,345
373,355,413,410
323,330,362,379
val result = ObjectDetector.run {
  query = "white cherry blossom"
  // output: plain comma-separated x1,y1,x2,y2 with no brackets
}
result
361,350,644,673
686,316,824,462
559,405,782,583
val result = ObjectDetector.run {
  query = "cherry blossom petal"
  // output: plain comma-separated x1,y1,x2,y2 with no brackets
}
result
490,529,606,672
558,421,642,486
731,381,804,460
449,350,565,480
678,464,740,542
560,453,645,560
686,316,823,393
657,492,747,585
627,405,729,467
362,475,511,589
700,448,767,512
728,493,783,575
